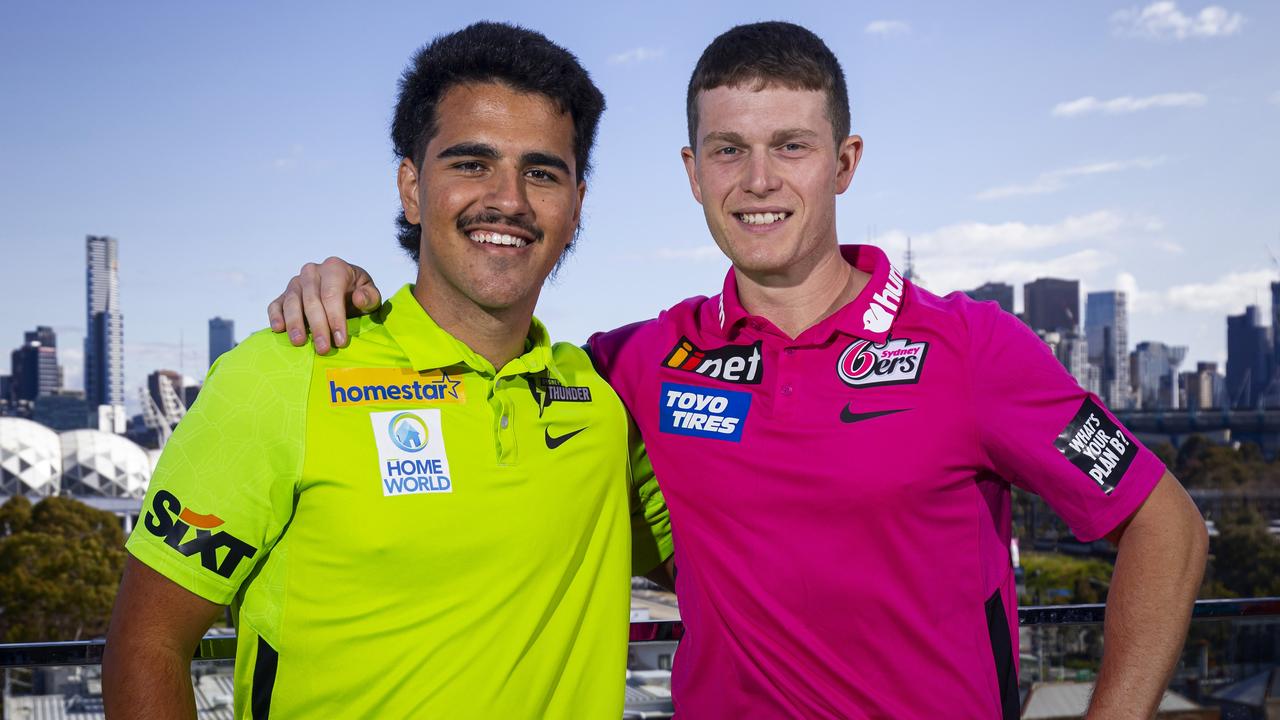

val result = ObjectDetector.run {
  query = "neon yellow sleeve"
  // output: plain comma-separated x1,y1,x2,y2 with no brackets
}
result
126,330,311,604
628,418,673,576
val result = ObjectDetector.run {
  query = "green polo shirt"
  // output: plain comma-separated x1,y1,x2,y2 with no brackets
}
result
127,284,671,719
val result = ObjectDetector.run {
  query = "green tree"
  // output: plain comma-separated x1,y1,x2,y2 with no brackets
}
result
1211,512,1280,598
1021,552,1114,605
0,496,126,642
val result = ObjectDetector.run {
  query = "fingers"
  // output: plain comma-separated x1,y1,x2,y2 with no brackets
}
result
267,293,286,333
281,275,309,347
319,257,353,348
299,262,334,354
350,264,383,313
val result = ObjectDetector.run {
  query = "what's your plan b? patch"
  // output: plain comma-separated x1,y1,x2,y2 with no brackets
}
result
1053,398,1137,495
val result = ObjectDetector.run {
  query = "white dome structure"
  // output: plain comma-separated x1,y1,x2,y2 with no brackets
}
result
0,417,61,497
59,429,150,498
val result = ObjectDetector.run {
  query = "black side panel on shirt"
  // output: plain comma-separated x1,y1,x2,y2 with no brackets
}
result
252,636,279,720
985,590,1020,720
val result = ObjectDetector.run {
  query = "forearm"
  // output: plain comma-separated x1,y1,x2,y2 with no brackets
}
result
102,640,198,719
1086,480,1207,718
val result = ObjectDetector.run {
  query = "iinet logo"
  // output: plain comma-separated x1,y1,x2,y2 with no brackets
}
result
863,264,905,333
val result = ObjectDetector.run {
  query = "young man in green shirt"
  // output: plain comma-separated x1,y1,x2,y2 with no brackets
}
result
103,22,670,719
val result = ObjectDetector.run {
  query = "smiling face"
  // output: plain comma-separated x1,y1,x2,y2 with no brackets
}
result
682,84,861,281
398,82,584,318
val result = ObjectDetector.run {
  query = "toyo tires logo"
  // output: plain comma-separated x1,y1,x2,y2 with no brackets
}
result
837,337,928,388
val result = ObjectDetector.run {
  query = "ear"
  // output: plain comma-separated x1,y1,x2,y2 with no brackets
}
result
398,157,422,224
681,146,704,205
834,134,863,195
574,180,586,227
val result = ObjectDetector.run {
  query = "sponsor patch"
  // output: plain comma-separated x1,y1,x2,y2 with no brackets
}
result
662,336,763,385
142,490,256,578
327,367,463,407
862,263,905,333
659,382,750,442
371,409,453,496
837,336,928,387
532,377,592,416
1053,398,1137,495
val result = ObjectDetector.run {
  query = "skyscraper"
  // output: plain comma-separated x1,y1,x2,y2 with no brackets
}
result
965,282,1015,314
1086,291,1131,409
1226,306,1271,409
9,326,62,402
1023,278,1079,333
1132,341,1187,410
209,317,236,368
85,235,125,427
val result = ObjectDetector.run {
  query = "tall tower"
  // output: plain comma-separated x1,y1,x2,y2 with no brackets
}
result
208,317,236,368
85,235,125,428
1023,278,1079,333
1085,291,1130,409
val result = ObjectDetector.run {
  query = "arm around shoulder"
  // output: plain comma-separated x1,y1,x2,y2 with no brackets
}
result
103,556,225,719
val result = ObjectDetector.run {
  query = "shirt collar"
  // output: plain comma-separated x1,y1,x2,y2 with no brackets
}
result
380,284,557,378
702,244,908,344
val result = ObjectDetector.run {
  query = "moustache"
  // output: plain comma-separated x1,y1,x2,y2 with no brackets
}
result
457,212,544,243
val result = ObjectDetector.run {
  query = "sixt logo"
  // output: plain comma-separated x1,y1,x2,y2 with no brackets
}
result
659,382,751,442
143,490,256,579
662,337,762,385
327,368,463,407
837,336,928,388
863,263,905,333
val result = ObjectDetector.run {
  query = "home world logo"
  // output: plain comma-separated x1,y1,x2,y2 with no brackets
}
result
370,409,453,496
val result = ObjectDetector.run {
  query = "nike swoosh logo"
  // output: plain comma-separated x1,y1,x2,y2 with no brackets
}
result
840,406,910,424
545,427,587,449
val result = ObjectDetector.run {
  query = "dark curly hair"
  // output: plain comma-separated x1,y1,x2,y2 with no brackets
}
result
391,22,605,260
686,22,850,149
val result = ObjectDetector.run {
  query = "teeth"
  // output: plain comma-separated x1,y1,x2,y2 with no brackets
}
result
469,231,529,248
737,212,790,225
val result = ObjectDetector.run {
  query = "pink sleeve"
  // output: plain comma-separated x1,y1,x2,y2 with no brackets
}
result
966,300,1165,541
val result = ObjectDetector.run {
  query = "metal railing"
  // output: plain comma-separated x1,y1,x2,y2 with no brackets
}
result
3,597,1278,669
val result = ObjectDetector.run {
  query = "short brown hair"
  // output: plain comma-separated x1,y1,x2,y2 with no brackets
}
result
686,22,851,149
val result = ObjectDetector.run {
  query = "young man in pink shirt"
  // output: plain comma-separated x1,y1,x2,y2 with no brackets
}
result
269,22,1207,718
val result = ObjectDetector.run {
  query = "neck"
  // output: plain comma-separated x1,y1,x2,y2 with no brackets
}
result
734,243,869,338
412,282,533,371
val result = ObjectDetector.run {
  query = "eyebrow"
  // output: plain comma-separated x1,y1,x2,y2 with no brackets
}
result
436,143,572,175
770,128,820,144
702,131,746,146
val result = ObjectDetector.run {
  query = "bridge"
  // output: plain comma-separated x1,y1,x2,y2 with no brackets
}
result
1115,408,1280,456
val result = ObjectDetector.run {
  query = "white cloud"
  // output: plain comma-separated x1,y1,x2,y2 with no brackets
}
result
1052,92,1207,117
1271,91,1280,107
211,270,249,288
871,211,1144,293
977,157,1165,200
1154,270,1276,315
1111,2,1245,39
609,47,664,65
865,20,910,37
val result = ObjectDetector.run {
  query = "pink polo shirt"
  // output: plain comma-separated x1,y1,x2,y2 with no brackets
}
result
588,245,1164,719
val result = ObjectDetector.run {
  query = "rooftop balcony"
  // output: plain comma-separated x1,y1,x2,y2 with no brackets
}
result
4,598,1280,719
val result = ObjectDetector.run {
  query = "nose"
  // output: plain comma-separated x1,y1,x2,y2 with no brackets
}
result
483,166,533,217
743,151,781,196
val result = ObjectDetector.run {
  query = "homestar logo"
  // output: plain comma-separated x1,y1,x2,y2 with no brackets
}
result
370,409,453,495
327,368,464,407
863,263,905,333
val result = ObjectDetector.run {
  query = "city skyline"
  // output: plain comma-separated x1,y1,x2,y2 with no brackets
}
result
2,1,1277,405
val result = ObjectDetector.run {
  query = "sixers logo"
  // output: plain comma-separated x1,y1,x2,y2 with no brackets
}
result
837,337,928,387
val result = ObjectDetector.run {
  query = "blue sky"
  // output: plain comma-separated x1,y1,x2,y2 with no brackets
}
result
1,1,1277,407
